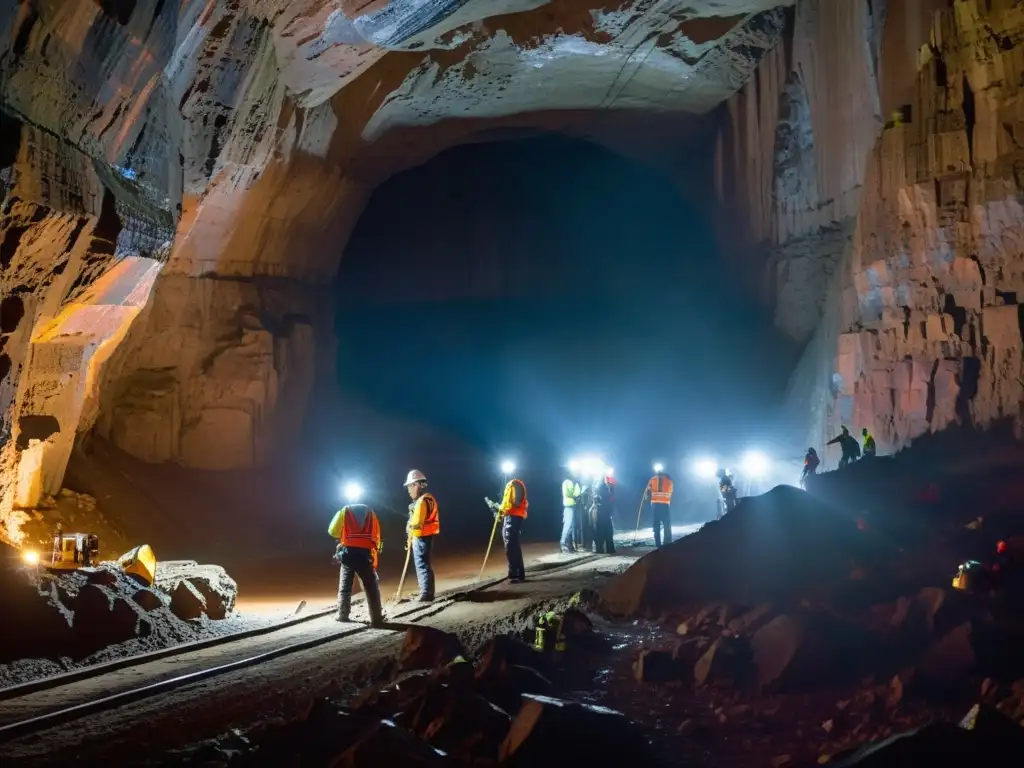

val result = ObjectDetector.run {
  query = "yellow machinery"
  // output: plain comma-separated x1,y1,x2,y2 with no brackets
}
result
117,544,157,586
952,560,985,591
49,527,100,570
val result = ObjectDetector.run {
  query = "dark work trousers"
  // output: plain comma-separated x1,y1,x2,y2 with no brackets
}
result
573,505,585,551
593,510,616,554
652,502,672,548
503,515,526,580
412,535,435,601
338,547,383,626
560,507,575,552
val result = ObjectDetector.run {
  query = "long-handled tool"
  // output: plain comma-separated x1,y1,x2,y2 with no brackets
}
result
632,490,648,546
479,498,501,580
393,536,412,601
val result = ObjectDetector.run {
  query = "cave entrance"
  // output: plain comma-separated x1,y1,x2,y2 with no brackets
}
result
333,133,791,534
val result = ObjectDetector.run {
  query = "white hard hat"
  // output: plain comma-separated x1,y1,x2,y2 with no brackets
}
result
403,469,427,486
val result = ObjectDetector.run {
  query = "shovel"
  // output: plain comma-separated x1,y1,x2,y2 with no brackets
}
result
393,536,412,602
479,498,501,580
632,491,648,546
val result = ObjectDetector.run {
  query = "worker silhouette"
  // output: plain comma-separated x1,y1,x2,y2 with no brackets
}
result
827,425,860,468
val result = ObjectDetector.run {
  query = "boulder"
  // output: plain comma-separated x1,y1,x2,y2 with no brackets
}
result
831,717,1024,766
750,612,878,692
915,622,976,683
155,561,237,619
398,627,466,673
694,636,751,687
476,635,546,681
329,719,452,767
170,580,207,621
419,692,511,761
499,694,653,766
633,649,679,683
132,588,165,612
476,664,554,716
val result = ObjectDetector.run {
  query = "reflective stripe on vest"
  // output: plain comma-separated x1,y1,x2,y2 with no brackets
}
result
649,475,673,505
409,493,440,538
503,479,529,518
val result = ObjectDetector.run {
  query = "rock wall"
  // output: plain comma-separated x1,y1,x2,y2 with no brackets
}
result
0,0,791,536
715,0,1024,459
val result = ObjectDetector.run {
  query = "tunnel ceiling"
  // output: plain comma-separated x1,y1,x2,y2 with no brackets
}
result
7,0,1024,543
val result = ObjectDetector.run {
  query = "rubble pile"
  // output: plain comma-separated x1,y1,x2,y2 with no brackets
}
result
0,544,241,683
603,484,894,615
186,620,655,767
595,463,1024,764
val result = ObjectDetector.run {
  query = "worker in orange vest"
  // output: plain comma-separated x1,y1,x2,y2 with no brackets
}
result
498,475,529,582
404,469,439,603
327,502,384,627
645,466,675,548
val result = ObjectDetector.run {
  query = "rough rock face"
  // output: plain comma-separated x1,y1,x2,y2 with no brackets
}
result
5,0,1023,534
0,0,790,537
714,0,1024,458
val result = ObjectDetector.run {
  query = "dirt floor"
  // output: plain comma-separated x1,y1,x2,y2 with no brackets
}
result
0,552,638,765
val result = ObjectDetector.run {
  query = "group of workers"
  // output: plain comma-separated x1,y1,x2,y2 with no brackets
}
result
800,425,877,486
559,470,618,555
326,468,529,627
327,462,685,628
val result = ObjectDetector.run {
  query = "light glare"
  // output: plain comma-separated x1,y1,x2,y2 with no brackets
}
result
653,463,664,473
343,482,364,502
692,458,718,480
605,466,614,477
500,460,516,475
22,550,40,566
741,451,770,478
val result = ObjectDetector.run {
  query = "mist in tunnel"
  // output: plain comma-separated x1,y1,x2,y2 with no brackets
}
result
333,133,799,537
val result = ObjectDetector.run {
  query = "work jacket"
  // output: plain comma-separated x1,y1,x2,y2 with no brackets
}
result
500,479,529,518
562,478,582,507
328,504,382,569
862,433,876,456
408,493,440,538
647,474,674,505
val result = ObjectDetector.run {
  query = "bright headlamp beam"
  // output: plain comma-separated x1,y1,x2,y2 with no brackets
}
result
741,450,770,478
22,550,40,566
653,463,664,473
500,460,516,475
692,458,718,480
343,482,365,502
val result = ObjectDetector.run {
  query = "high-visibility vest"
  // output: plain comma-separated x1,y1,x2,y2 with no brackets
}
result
562,479,581,507
328,504,382,569
408,493,440,538
500,479,529,518
863,434,876,454
648,475,673,505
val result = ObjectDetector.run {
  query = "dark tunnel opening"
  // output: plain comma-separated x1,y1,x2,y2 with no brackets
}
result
332,133,799,540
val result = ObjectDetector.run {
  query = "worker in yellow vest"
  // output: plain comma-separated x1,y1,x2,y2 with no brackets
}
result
560,471,582,554
645,466,675,548
404,469,439,602
327,503,384,627
499,475,529,582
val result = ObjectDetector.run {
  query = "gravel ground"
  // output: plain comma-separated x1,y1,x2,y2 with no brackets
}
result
0,553,636,765
0,610,283,689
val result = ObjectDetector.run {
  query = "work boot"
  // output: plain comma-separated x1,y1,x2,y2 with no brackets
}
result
337,595,351,622
417,595,434,603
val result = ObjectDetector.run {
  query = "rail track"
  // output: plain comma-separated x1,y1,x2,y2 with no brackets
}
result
0,552,609,744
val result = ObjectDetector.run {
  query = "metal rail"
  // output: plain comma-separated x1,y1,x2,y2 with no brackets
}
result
0,553,596,703
0,553,605,743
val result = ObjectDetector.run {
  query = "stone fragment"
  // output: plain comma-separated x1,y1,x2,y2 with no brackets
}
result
499,694,652,766
155,561,237,619
169,580,207,621
398,626,466,673
633,649,678,683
